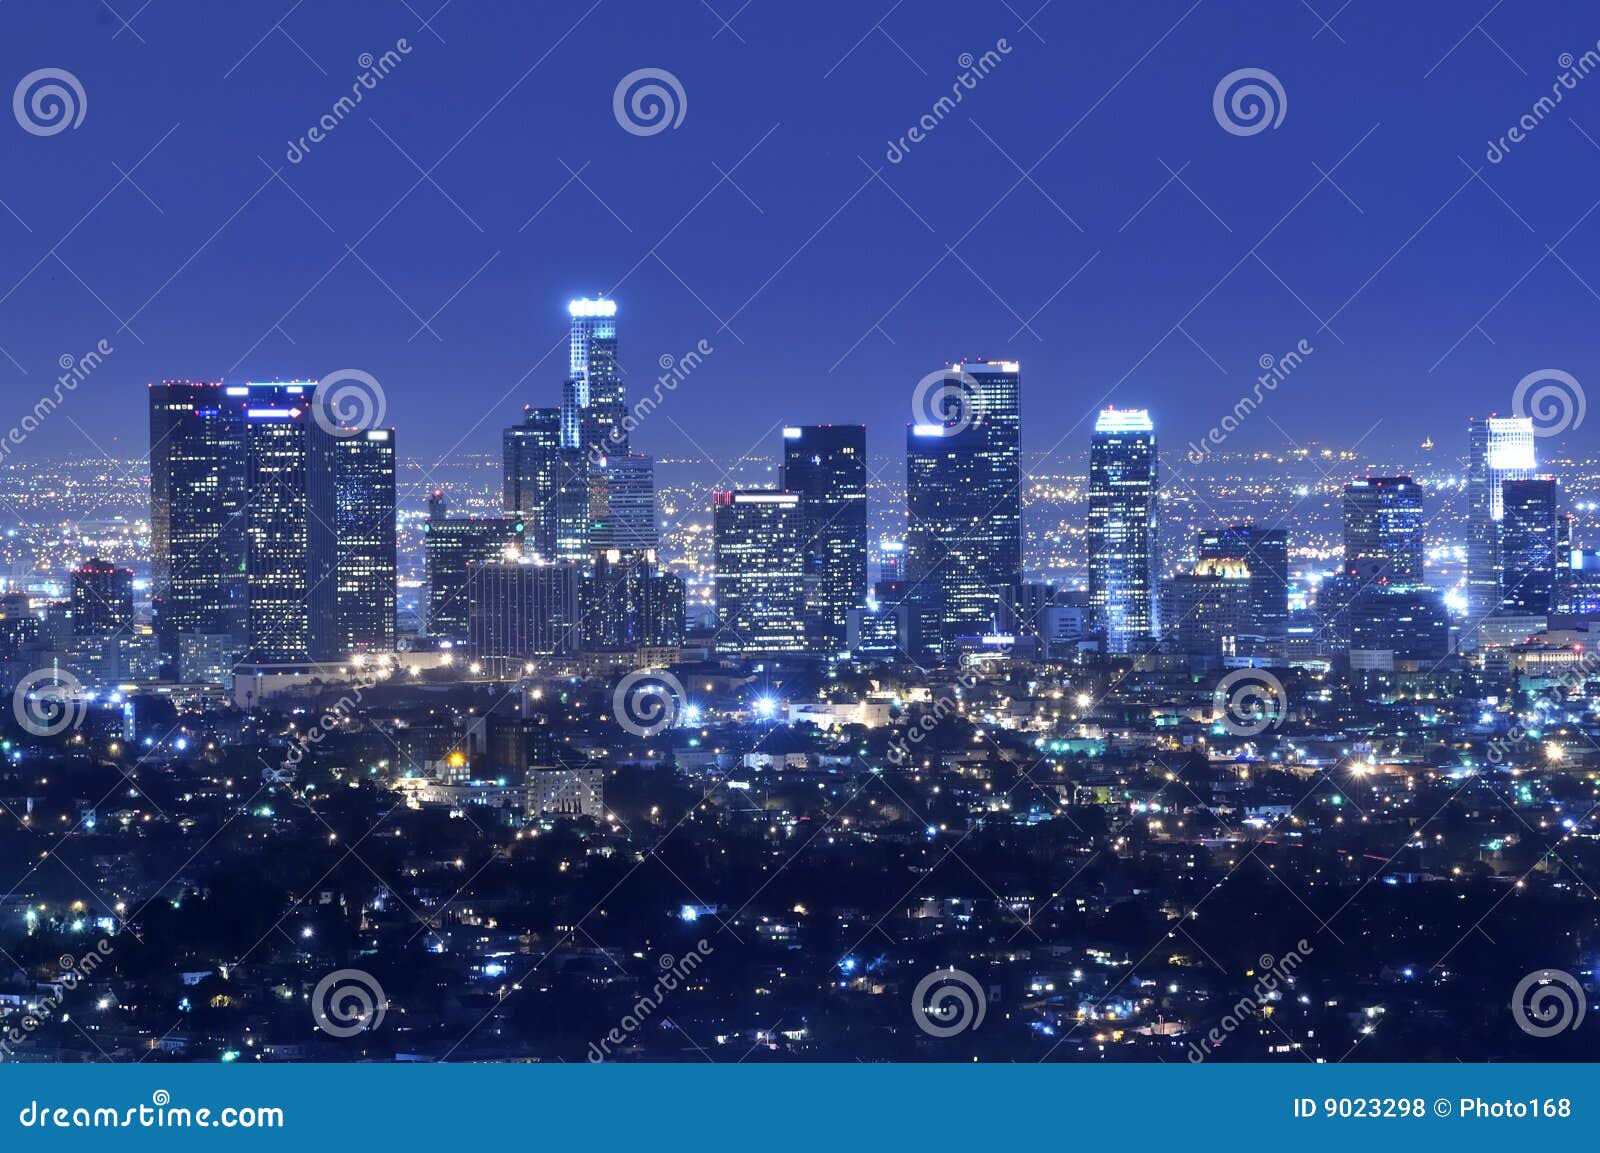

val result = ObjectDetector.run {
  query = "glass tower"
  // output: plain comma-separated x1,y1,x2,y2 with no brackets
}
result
712,490,807,654
1466,415,1535,639
782,425,867,654
1088,407,1159,654
1341,476,1425,589
333,429,397,653
1499,477,1562,616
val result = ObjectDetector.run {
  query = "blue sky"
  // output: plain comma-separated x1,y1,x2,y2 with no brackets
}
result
0,0,1596,472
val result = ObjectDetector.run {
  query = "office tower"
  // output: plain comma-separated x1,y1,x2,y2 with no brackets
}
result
234,382,338,663
1466,416,1536,635
561,297,624,455
503,406,563,558
1087,407,1159,653
1342,476,1425,589
1003,581,1058,640
333,429,397,653
466,558,580,658
904,360,1023,651
70,558,134,639
590,453,658,553
712,490,807,654
148,381,248,675
1348,587,1450,662
1160,560,1251,657
782,425,867,653
424,497,525,642
581,548,685,651
1499,478,1562,616
1197,524,1288,644
1566,548,1600,615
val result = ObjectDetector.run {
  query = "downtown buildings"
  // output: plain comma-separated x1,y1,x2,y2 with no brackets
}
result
1087,407,1159,654
147,380,397,676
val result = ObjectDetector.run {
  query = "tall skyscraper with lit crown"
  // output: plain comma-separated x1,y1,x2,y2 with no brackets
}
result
1088,407,1159,653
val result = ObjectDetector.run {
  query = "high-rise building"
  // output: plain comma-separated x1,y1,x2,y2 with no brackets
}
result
1088,407,1159,653
589,452,658,553
148,381,248,675
561,297,624,455
1499,477,1562,616
423,495,525,643
235,382,338,663
1160,560,1251,657
466,558,581,659
1467,416,1536,638
1342,476,1425,589
782,425,867,653
332,429,397,653
503,406,564,559
712,490,806,654
1196,524,1288,645
904,360,1022,651
70,558,134,639
581,548,685,651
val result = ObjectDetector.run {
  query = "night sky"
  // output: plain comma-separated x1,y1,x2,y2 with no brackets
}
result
1,0,1595,475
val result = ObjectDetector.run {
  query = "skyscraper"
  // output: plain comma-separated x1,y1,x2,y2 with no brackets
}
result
904,361,1022,651
332,429,397,653
1196,524,1288,646
503,405,563,558
467,558,581,659
561,297,624,455
1499,477,1562,616
589,452,658,553
712,490,807,654
70,558,134,639
782,425,867,653
234,382,337,663
148,381,248,675
582,549,685,651
424,494,525,642
1088,407,1159,653
1467,415,1536,637
1342,476,1425,589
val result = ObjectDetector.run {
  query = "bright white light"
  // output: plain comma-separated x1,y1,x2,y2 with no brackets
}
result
755,697,777,718
568,298,616,318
